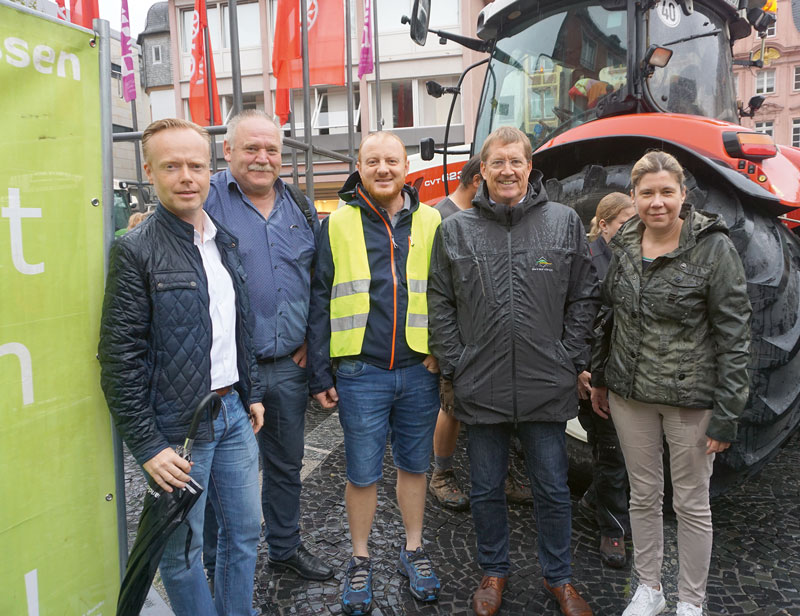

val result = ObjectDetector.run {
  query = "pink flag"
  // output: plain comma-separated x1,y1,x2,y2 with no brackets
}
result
120,0,136,102
358,0,373,79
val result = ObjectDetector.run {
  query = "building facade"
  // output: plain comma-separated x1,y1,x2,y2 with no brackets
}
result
733,0,800,147
137,0,491,205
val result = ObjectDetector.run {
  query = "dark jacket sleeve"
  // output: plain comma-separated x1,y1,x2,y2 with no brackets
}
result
427,227,464,379
561,214,601,373
98,239,169,465
705,236,752,442
307,217,335,394
590,254,618,388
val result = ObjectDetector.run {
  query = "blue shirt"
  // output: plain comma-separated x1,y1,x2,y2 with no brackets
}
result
205,169,317,360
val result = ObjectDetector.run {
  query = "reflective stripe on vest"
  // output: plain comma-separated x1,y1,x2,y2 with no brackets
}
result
327,201,441,357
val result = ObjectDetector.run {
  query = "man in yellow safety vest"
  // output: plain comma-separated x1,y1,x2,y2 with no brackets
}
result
307,132,442,615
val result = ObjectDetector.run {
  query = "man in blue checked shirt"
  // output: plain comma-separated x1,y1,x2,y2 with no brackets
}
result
204,110,333,582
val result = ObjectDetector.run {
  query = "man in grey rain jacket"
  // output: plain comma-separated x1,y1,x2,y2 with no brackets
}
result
428,127,600,616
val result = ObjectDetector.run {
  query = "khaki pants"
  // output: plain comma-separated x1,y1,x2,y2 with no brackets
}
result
609,392,714,606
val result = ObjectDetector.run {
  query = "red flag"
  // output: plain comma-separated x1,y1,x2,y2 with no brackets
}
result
272,0,301,125
55,0,68,21
291,0,345,89
273,0,345,126
69,0,99,29
188,0,221,126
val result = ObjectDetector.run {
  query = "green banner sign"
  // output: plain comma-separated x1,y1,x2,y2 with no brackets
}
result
0,4,119,615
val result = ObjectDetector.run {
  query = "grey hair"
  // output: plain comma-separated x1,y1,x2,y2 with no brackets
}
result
224,110,283,147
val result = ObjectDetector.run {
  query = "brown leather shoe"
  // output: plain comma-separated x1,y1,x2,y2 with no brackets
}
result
544,579,593,616
472,575,506,616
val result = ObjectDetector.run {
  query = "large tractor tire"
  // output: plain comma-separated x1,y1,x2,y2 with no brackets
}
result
548,163,800,495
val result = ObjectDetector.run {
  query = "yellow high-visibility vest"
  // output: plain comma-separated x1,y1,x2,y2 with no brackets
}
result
328,199,441,358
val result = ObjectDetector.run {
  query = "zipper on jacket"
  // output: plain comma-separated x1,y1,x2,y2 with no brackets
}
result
507,227,518,427
358,187,399,369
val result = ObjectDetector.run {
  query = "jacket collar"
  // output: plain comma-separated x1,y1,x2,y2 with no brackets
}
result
610,204,728,259
471,169,548,225
154,202,236,247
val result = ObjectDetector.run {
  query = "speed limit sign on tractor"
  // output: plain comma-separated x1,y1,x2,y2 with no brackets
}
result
657,0,682,27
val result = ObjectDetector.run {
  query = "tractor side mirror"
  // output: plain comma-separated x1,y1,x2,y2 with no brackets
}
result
420,138,435,161
406,0,431,46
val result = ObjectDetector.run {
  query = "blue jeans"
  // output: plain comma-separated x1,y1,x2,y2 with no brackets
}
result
158,390,261,616
255,356,309,560
466,421,572,585
336,360,440,486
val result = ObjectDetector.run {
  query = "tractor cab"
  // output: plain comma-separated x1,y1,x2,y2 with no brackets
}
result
473,0,745,151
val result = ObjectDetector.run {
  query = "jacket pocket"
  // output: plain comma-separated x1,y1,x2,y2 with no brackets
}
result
650,263,709,322
150,270,200,329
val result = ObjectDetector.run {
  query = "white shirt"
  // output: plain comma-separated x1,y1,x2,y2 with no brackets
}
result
194,212,239,390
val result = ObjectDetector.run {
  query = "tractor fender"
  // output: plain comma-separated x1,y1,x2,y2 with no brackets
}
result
532,135,791,218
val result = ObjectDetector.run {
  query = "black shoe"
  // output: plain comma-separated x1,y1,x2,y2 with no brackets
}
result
599,535,627,568
268,544,334,581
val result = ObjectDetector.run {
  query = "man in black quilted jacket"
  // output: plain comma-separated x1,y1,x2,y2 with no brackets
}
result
99,118,265,616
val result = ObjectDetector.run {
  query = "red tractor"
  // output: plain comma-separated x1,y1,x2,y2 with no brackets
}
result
407,0,800,492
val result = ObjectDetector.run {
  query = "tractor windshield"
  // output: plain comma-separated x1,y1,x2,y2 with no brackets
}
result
646,2,737,122
475,3,628,151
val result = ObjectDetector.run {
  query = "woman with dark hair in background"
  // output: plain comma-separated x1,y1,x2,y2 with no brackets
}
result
577,192,635,569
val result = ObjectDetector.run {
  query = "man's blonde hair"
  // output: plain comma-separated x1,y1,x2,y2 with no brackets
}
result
141,118,210,163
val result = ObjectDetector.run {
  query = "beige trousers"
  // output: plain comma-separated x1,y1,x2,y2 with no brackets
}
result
609,392,714,606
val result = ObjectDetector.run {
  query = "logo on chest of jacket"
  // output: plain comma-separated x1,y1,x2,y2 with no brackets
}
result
532,256,554,272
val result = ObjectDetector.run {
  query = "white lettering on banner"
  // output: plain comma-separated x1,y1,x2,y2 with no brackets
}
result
33,44,55,74
0,343,35,406
3,187,44,276
422,170,460,188
25,569,38,616
0,36,80,80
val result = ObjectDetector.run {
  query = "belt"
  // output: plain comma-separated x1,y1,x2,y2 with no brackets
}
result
257,353,291,364
213,385,233,397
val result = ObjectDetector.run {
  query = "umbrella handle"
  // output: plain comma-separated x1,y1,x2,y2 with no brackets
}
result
180,392,222,459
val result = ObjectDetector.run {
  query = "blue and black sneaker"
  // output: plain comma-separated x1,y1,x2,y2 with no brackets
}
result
341,555,373,615
397,547,441,602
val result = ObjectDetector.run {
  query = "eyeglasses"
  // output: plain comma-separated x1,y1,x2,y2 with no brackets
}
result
487,158,527,170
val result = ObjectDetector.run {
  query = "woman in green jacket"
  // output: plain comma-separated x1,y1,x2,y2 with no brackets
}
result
591,151,751,616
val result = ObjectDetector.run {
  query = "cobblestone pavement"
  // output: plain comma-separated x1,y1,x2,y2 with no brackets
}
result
125,402,800,616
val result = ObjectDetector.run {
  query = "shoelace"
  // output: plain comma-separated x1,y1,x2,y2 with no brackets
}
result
347,558,371,591
407,550,433,577
481,576,504,590
561,584,578,599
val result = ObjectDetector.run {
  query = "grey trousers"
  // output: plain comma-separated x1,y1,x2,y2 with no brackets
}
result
609,392,714,606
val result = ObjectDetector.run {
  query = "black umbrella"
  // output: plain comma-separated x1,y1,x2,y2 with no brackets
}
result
116,392,222,616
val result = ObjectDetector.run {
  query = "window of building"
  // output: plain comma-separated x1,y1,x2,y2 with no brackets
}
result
152,44,162,64
181,2,260,53
111,62,122,79
755,70,775,95
766,16,776,38
390,81,414,128
580,33,597,70
223,2,261,47
755,120,774,137
794,66,800,91
793,119,800,148
418,77,462,126
313,88,361,135
732,73,738,97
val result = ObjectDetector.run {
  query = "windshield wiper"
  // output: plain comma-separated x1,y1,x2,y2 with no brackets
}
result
659,29,721,47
